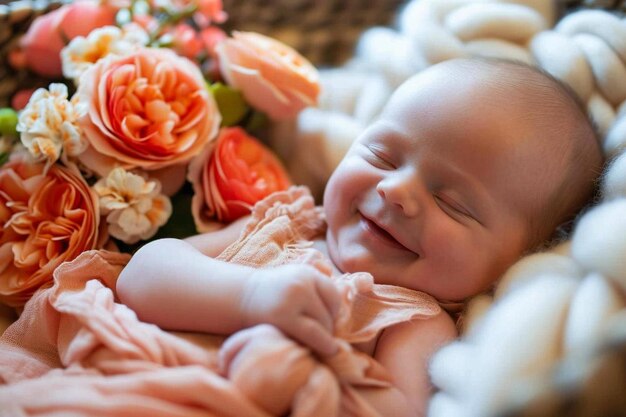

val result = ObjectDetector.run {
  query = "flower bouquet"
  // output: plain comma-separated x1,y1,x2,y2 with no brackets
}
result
0,0,320,308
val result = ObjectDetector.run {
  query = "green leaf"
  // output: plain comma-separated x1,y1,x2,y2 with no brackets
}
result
209,83,250,127
0,108,18,137
0,152,9,167
245,110,269,133
153,186,198,240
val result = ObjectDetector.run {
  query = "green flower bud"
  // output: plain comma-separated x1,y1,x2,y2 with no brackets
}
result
0,108,18,137
209,83,249,127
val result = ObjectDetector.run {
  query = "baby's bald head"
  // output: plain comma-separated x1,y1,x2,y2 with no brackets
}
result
404,58,604,248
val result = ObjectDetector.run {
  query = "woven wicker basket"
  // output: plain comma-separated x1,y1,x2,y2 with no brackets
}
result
0,0,625,107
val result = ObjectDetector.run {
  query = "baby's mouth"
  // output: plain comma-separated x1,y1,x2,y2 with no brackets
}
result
360,213,416,254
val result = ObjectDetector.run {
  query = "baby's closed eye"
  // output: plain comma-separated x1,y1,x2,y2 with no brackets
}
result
434,193,475,222
363,144,395,170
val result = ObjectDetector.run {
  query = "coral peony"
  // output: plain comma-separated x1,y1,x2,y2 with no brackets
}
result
0,153,103,307
188,127,291,230
19,0,117,78
216,31,320,120
75,47,221,176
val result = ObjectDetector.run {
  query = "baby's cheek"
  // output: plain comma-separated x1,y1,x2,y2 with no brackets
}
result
430,223,480,274
425,216,467,254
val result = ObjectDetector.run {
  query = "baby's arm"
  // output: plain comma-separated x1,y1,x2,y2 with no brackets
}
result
183,216,249,257
117,229,342,355
117,237,257,335
360,312,458,417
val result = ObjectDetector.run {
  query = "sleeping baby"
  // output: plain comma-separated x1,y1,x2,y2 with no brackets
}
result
117,58,603,416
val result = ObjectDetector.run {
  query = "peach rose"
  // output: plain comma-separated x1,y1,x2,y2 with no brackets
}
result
0,153,103,307
20,0,117,77
188,127,291,230
76,47,221,176
216,32,320,120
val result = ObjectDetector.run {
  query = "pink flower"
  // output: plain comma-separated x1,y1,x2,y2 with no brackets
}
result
11,88,36,111
216,32,320,120
170,23,204,60
193,0,227,27
75,47,221,176
188,127,291,230
20,0,117,78
0,153,104,307
200,26,227,59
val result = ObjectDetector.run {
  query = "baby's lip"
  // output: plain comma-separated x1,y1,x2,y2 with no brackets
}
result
359,213,420,256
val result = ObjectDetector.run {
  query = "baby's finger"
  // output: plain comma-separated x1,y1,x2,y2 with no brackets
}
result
313,275,343,320
285,316,338,357
301,288,335,333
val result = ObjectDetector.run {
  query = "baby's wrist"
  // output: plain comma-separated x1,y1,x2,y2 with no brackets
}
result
238,269,264,329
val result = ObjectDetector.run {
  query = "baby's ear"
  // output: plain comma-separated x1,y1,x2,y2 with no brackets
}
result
551,219,575,243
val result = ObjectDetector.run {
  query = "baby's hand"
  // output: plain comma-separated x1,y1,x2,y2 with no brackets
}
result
240,264,342,356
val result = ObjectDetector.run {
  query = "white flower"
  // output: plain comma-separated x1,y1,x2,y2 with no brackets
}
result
61,24,149,84
17,83,87,167
94,167,172,244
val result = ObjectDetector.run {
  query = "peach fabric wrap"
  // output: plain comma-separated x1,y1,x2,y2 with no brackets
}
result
0,187,440,416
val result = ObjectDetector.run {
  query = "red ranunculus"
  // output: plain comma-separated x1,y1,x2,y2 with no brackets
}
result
188,127,291,230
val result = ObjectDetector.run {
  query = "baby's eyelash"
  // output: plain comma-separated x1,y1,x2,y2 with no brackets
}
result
434,194,472,220
364,144,395,169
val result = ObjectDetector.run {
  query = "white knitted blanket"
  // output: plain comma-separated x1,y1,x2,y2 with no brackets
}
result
270,1,626,416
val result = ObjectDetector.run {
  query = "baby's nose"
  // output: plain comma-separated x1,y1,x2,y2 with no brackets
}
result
376,173,421,217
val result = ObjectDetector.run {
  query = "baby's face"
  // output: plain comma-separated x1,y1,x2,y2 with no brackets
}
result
323,64,564,301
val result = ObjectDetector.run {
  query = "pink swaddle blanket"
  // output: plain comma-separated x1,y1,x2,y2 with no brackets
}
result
0,187,441,416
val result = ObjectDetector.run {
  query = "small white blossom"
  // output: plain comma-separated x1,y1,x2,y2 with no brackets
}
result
94,167,172,244
61,25,149,84
17,84,87,167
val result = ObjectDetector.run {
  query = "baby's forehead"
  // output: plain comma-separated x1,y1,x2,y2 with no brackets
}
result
396,59,570,109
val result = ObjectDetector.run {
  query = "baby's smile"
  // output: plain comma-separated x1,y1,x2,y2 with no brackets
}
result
358,212,419,256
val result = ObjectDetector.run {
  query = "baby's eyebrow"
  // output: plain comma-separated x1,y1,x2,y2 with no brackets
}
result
373,120,409,143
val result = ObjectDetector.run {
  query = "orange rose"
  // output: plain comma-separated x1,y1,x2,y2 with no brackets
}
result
76,47,220,176
0,153,103,307
188,127,291,229
216,32,320,120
